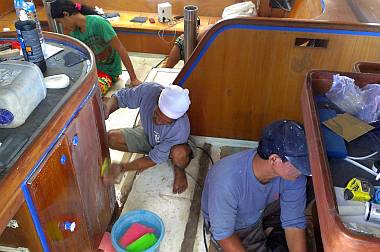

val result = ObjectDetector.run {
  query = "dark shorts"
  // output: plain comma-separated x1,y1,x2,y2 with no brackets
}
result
205,200,288,252
121,127,197,160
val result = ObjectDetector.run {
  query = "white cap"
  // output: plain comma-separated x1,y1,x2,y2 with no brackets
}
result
158,85,190,119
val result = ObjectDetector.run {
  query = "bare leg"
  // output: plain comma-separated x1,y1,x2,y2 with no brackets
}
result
108,129,129,152
164,45,181,68
170,144,192,194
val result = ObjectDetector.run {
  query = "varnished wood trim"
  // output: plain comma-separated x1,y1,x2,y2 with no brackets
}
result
0,31,97,234
302,70,380,251
174,18,380,86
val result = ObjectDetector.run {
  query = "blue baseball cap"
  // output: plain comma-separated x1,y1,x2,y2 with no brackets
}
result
260,120,311,176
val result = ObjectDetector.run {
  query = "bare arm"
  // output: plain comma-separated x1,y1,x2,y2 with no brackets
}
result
122,156,156,171
285,228,307,252
108,36,141,86
102,96,119,119
103,156,156,184
219,234,246,252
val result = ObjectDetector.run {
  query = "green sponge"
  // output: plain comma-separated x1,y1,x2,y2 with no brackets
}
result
126,233,157,252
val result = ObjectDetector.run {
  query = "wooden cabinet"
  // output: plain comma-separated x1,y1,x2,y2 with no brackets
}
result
27,136,92,251
64,94,115,250
0,203,43,251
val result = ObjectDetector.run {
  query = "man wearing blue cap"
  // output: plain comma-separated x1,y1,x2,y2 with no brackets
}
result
102,83,193,194
201,120,311,252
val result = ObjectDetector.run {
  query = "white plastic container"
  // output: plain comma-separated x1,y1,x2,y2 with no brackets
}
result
0,60,46,128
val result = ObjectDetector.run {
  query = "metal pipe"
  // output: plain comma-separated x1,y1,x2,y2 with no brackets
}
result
184,5,198,62
42,0,63,34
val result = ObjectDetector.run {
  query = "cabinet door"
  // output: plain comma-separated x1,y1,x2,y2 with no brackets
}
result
0,203,43,252
64,93,115,249
27,136,92,251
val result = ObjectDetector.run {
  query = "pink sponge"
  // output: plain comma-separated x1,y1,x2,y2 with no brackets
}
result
118,223,155,247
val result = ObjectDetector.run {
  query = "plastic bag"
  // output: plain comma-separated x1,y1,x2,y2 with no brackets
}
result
222,1,257,20
326,74,380,123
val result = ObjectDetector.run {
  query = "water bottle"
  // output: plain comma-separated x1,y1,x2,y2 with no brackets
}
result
14,0,45,53
15,9,47,72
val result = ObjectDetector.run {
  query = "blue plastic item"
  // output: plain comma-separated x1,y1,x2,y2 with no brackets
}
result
111,210,165,252
318,108,348,158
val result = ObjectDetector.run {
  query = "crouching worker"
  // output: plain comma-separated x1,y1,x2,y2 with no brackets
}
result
201,120,311,252
103,83,193,194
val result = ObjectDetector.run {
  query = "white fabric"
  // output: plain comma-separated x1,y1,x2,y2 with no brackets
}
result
158,85,190,119
222,1,257,20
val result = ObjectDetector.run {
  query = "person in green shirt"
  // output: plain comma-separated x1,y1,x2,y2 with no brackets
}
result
50,0,141,95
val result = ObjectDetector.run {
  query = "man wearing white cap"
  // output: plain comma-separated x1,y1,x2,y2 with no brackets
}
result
102,83,193,194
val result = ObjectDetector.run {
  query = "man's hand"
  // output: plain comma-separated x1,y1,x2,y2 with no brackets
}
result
219,234,246,252
285,228,307,252
130,78,142,87
103,162,123,184
102,101,111,120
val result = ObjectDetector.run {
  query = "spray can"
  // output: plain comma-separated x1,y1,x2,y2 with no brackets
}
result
15,10,46,72
14,0,45,53
364,202,380,224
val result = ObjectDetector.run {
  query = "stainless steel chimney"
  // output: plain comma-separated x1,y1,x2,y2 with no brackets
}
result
42,0,63,34
184,5,198,62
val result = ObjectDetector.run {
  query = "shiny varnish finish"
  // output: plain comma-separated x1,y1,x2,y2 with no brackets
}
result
27,136,92,251
0,32,114,251
302,70,380,251
0,203,43,251
354,61,380,74
175,18,380,141
64,92,115,250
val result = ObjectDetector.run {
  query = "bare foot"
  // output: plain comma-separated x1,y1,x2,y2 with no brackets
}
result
173,168,188,194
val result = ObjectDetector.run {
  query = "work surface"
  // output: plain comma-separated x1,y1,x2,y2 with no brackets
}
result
0,39,90,179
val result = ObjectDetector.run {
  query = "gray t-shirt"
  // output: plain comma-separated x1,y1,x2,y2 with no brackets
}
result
201,150,307,241
114,83,190,164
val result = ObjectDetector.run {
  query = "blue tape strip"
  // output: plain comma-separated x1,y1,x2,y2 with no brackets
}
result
115,29,177,37
21,83,97,251
21,182,50,251
178,23,380,86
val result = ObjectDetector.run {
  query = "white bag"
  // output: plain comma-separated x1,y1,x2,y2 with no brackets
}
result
222,1,257,20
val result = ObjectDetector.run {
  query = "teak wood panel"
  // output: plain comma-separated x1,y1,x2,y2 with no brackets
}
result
117,29,176,54
76,0,241,17
176,19,380,141
27,136,92,251
302,70,380,251
0,203,43,251
64,90,115,251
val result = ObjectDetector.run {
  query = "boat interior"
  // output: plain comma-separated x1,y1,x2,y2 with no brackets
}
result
0,0,380,251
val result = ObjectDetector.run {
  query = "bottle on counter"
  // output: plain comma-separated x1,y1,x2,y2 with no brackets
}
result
14,0,45,53
15,9,47,72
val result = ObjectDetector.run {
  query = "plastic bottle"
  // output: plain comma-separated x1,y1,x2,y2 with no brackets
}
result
15,10,47,72
14,0,45,53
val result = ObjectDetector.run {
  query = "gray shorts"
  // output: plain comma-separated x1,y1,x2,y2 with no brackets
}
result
120,127,196,157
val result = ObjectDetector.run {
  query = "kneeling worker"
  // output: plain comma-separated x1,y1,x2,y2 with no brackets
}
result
201,120,311,252
103,83,193,194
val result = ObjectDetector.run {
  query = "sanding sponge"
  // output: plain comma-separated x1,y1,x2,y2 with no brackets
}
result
319,108,348,158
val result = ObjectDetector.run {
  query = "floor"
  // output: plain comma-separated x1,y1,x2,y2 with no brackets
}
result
104,52,319,252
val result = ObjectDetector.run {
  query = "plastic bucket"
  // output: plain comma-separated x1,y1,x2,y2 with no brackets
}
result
111,209,165,252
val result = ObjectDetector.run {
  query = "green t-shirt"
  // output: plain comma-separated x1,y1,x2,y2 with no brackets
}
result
70,15,122,81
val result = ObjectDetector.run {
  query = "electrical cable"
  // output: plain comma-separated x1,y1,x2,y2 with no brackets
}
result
196,146,214,165
203,220,209,252
347,151,378,160
344,157,378,177
271,0,291,11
